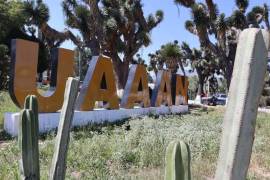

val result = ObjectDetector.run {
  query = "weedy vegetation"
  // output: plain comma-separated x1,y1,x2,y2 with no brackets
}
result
0,91,19,130
0,92,269,179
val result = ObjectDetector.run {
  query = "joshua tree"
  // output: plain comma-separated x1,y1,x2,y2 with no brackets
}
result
23,0,79,51
175,0,270,89
22,0,80,83
0,0,50,89
148,40,186,76
181,42,218,96
132,54,146,66
62,0,163,89
0,0,26,90
148,51,164,75
161,41,186,75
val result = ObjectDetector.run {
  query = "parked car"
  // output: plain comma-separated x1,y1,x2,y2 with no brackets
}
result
201,96,218,106
215,93,227,105
201,93,227,106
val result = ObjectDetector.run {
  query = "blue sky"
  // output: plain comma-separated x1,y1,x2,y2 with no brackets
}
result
44,0,267,61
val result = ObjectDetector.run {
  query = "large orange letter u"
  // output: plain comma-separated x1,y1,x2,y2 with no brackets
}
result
9,39,74,112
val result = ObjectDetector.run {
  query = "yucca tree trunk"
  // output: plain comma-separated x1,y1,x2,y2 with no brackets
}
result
224,64,233,90
224,49,236,90
109,52,130,90
113,59,130,90
87,0,104,40
196,68,205,96
197,78,205,96
179,60,186,76
166,58,178,74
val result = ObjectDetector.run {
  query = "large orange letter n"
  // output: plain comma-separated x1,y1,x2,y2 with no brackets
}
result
75,56,119,111
9,39,74,112
175,75,189,105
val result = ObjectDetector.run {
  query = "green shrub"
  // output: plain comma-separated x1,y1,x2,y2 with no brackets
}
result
0,91,19,130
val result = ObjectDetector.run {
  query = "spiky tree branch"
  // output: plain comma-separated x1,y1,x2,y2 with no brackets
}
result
23,0,81,50
62,0,163,88
176,0,270,89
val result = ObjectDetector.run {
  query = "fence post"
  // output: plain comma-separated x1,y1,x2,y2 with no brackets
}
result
49,77,79,180
215,29,269,180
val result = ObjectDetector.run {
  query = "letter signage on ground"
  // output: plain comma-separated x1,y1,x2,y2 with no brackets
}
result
9,39,189,114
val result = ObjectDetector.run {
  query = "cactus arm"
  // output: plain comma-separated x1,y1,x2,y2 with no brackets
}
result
19,109,32,179
49,77,79,180
24,95,38,118
179,141,191,180
28,95,40,179
165,141,191,180
19,109,38,179
165,141,177,180
19,95,40,180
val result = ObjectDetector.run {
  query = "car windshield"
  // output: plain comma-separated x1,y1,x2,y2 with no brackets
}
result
220,95,227,98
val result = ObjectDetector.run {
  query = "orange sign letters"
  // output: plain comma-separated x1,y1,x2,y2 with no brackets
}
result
121,65,150,108
9,39,189,113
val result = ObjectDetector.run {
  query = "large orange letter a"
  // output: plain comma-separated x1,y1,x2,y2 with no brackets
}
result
75,56,119,111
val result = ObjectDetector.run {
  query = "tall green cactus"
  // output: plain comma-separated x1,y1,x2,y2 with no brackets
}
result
18,77,79,180
19,95,40,180
165,141,191,180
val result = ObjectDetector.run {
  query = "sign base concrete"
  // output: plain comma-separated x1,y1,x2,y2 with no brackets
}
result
4,105,188,136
